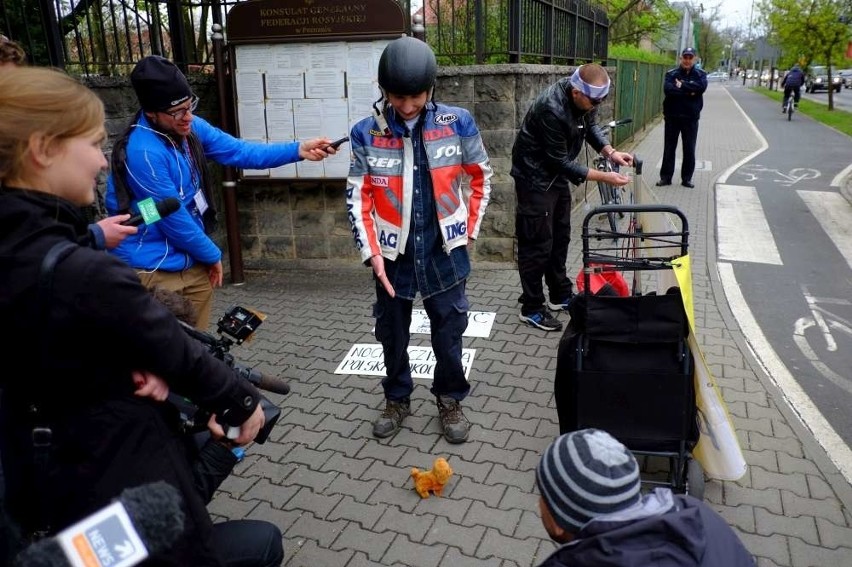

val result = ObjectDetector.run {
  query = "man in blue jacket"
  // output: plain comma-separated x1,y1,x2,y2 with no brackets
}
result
781,64,805,112
657,47,708,189
106,56,334,330
535,429,755,566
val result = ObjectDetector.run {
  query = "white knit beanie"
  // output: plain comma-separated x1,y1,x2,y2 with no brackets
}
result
536,429,641,531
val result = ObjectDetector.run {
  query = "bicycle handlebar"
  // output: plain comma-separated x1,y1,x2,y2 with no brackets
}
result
604,118,633,129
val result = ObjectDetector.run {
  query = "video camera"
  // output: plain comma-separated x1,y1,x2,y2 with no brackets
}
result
176,305,289,444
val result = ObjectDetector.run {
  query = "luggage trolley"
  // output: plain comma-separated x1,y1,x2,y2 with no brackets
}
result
555,202,704,499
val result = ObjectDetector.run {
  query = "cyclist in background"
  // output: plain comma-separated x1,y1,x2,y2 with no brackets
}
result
781,64,805,113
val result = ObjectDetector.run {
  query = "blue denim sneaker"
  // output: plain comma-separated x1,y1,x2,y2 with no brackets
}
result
519,310,563,331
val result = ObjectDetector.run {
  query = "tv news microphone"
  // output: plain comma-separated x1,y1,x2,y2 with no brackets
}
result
121,197,181,227
14,481,185,567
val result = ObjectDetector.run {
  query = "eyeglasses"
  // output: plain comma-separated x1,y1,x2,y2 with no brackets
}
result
163,96,199,120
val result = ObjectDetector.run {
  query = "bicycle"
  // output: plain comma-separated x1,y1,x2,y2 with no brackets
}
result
782,93,795,121
590,118,634,238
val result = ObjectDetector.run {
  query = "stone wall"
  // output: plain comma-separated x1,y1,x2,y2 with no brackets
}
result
86,64,616,269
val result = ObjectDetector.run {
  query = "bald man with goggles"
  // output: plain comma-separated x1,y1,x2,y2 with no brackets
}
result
511,64,633,332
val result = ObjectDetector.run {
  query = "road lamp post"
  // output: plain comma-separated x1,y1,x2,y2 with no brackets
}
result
743,0,755,85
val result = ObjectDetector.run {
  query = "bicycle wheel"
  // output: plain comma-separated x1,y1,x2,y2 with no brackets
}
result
787,99,793,121
610,184,624,218
595,181,618,236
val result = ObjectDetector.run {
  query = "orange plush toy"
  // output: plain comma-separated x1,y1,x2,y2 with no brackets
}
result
411,457,453,498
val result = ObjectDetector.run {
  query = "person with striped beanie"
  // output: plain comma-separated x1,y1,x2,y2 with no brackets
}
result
535,429,754,566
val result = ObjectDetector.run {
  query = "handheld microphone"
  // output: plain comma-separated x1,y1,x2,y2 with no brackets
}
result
121,197,181,227
14,482,185,567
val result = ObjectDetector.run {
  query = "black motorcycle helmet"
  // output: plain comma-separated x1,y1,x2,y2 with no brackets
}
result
377,36,437,96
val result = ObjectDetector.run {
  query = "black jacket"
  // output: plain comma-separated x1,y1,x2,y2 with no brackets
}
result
663,66,708,119
538,494,755,567
0,188,261,565
511,78,609,191
782,68,804,88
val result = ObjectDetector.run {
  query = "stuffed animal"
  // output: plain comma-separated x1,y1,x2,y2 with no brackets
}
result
410,457,453,499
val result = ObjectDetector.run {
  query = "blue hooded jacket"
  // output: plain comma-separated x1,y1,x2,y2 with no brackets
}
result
105,113,301,271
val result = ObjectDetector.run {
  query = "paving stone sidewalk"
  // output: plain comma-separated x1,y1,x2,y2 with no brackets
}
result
207,83,852,567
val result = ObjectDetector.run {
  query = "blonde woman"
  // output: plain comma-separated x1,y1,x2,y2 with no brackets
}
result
0,67,281,566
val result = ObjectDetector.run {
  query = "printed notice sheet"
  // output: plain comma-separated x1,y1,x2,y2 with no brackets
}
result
305,68,345,99
265,99,295,140
236,102,267,140
235,70,264,103
235,45,271,73
265,70,305,99
270,42,308,71
309,41,346,69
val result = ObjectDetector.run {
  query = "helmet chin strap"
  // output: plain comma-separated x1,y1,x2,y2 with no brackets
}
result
373,93,392,136
373,86,435,134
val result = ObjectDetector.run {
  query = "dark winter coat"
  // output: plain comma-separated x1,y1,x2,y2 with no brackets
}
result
0,188,261,565
511,77,610,191
538,494,755,567
782,67,805,88
663,66,709,119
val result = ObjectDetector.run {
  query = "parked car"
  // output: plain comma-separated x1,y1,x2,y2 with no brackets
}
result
707,71,728,82
838,69,852,89
805,65,842,93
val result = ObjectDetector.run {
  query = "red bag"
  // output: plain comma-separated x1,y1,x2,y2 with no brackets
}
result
576,263,630,297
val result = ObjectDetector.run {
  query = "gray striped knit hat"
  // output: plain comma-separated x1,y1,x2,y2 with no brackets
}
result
536,429,641,532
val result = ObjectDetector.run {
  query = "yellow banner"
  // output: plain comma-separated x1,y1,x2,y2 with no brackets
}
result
673,254,747,481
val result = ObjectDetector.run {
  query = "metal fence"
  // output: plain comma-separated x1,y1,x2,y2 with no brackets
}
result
2,0,605,75
612,59,667,146
426,0,608,65
1,0,241,74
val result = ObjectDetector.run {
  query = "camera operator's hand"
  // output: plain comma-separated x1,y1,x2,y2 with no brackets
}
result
132,370,170,401
210,404,265,446
97,215,138,249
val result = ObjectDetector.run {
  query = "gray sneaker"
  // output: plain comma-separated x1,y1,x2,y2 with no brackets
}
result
519,310,563,332
373,398,411,438
436,395,470,444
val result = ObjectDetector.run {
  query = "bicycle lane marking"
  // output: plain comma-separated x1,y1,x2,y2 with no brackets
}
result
798,191,852,272
719,262,852,485
794,288,852,397
716,184,782,265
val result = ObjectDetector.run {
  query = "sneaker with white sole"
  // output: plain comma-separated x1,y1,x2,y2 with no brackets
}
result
546,295,574,311
519,310,563,331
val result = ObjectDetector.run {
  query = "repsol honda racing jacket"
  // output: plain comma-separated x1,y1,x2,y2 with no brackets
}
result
346,103,492,264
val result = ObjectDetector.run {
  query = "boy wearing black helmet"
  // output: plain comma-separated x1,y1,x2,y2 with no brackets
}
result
346,36,493,444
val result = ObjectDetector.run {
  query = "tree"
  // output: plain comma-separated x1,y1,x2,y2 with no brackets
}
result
762,0,852,110
694,4,728,70
600,0,681,46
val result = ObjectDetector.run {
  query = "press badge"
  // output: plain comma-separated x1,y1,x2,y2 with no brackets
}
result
193,190,209,216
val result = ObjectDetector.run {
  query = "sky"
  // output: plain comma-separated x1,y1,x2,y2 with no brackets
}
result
714,0,759,30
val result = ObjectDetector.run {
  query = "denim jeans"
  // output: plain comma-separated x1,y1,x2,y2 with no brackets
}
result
212,519,283,566
373,281,470,402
